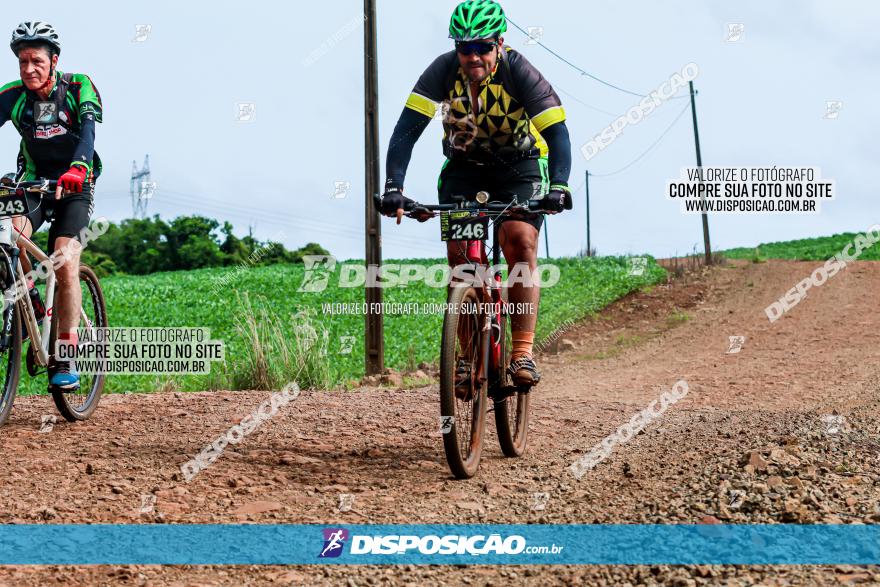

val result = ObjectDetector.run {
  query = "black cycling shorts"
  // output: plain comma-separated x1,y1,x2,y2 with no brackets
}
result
24,192,94,252
437,157,548,232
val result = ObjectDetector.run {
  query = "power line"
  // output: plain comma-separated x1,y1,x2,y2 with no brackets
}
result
553,83,619,118
157,197,440,257
566,99,691,193
590,100,691,178
159,191,427,249
97,186,440,254
152,188,440,255
507,17,687,100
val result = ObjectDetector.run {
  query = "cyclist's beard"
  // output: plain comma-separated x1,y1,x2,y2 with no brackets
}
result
465,51,498,83
466,67,486,83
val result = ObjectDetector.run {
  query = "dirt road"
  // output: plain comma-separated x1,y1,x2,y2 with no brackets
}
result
1,259,878,586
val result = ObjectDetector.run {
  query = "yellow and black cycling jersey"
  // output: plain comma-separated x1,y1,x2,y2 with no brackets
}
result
405,46,565,162
385,45,571,193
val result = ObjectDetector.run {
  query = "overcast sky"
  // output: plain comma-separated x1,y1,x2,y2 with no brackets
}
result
1,1,877,260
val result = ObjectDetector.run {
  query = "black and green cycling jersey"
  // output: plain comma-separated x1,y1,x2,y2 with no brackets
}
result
386,45,571,191
0,70,103,182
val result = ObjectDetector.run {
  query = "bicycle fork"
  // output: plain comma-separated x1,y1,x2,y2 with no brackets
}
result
0,254,15,352
488,220,504,375
0,219,18,351
460,218,506,392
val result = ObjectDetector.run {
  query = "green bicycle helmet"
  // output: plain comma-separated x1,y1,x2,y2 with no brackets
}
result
449,0,507,41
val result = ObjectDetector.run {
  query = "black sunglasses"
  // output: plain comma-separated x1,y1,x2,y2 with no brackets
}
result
455,40,497,56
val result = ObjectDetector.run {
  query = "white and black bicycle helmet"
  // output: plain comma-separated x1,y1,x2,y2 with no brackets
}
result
10,21,61,56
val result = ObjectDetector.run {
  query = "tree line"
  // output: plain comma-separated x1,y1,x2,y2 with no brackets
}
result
31,215,329,277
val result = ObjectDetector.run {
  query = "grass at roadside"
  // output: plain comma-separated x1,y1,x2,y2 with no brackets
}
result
16,256,666,395
723,232,880,261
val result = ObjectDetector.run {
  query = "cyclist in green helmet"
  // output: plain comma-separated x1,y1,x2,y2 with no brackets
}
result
381,0,573,389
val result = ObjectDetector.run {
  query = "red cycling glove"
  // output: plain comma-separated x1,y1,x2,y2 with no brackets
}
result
59,166,87,193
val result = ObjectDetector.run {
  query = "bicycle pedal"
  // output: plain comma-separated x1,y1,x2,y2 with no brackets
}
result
489,385,517,402
454,388,476,402
48,384,80,394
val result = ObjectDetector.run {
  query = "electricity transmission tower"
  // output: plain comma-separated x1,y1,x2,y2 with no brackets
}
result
130,155,155,219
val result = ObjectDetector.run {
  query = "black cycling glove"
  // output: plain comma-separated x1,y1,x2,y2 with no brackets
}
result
542,185,573,213
380,189,415,217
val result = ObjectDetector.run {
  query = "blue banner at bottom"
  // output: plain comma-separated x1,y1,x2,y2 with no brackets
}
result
0,524,877,565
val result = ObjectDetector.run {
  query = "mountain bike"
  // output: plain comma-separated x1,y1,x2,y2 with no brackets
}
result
0,179,107,426
377,192,548,478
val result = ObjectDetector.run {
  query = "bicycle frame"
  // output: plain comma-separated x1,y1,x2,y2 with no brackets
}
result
0,216,56,365
0,215,94,368
455,217,506,391
14,230,57,366
380,192,546,395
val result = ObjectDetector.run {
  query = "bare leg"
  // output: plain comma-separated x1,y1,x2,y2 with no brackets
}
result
52,236,82,339
499,220,541,384
499,220,539,338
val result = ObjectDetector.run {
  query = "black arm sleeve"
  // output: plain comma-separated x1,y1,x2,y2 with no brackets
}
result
540,121,572,187
71,114,96,170
385,107,431,191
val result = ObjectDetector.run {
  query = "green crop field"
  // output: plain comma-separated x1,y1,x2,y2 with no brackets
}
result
15,256,666,395
723,231,880,261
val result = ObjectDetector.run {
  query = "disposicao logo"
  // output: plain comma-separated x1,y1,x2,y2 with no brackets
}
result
318,528,349,558
316,528,565,558
349,534,529,555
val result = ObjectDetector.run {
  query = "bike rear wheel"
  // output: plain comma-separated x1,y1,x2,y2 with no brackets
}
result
50,264,107,422
440,285,488,479
493,288,531,457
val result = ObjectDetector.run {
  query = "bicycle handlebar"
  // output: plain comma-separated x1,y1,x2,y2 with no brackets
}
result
0,179,95,193
372,193,547,217
4,179,59,191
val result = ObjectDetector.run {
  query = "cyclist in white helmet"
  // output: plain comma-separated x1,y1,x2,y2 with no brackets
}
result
0,21,104,392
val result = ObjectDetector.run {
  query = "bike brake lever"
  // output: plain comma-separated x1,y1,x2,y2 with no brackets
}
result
506,203,537,215
406,205,435,219
24,180,51,193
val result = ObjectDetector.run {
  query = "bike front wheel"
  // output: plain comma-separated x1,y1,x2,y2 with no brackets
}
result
440,285,488,479
0,302,22,426
50,264,107,422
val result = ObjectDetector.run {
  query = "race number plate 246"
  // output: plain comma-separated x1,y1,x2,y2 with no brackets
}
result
440,211,489,241
0,189,27,219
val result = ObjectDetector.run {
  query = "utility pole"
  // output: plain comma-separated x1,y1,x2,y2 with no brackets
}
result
585,170,591,256
364,0,383,375
688,80,712,266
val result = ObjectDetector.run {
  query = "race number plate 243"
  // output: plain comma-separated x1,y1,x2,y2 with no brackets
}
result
440,211,489,241
0,189,27,219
